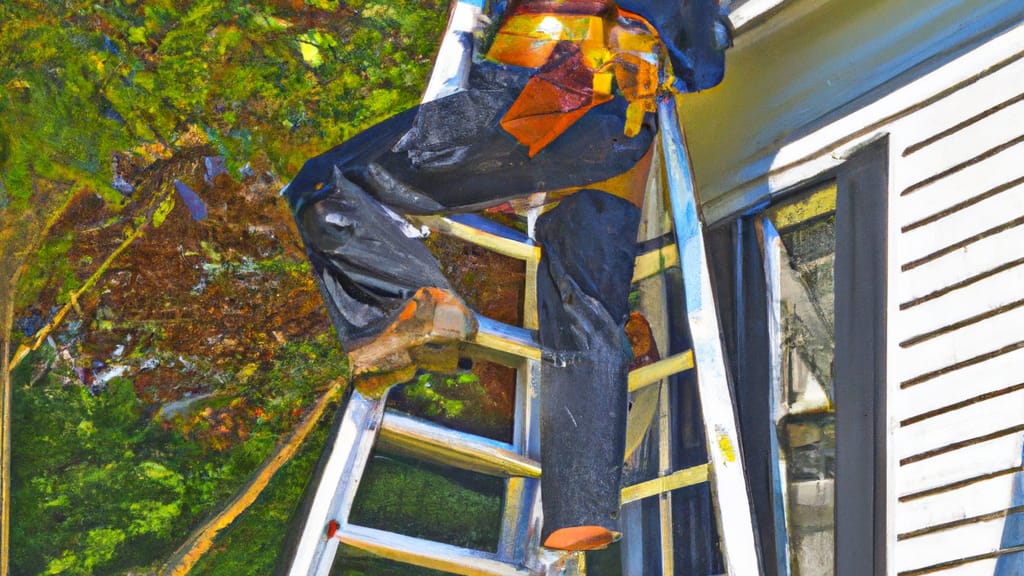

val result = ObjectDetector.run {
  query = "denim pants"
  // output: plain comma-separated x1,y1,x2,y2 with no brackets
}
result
284,59,652,536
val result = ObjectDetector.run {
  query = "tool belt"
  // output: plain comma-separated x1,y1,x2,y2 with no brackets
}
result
485,3,670,156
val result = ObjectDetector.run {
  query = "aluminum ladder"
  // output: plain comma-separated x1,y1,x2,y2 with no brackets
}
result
285,1,760,574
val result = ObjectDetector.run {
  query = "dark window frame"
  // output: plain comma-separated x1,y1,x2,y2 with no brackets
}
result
708,137,889,576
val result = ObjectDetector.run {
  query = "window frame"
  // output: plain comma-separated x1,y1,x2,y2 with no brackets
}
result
708,137,889,576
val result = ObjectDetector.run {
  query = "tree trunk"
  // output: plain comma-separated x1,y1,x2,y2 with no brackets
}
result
1,291,13,576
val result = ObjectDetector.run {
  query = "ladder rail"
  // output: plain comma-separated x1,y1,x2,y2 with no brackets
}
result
288,391,386,576
659,98,763,576
287,2,762,572
498,359,543,568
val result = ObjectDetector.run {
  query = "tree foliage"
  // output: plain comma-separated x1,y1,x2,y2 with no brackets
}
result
10,334,351,573
3,1,447,574
11,356,192,574
0,0,445,211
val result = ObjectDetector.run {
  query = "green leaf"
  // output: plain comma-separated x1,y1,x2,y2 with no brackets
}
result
298,39,322,68
128,26,147,44
44,550,80,575
152,192,175,228
133,70,155,92
83,528,126,570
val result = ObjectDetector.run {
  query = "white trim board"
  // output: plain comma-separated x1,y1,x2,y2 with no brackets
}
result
678,1,1024,224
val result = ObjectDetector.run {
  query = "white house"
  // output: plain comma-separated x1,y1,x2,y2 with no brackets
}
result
680,0,1024,574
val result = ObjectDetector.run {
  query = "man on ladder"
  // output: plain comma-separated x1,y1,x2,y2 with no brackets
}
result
283,0,731,558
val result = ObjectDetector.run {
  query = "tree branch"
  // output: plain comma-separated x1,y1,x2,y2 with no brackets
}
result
159,376,348,576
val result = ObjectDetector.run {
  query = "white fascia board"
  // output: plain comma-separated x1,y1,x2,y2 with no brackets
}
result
679,0,1024,224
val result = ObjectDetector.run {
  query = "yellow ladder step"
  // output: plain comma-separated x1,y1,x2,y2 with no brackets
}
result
628,350,695,392
621,464,711,505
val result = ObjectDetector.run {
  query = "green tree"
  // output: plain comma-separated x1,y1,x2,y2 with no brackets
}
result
3,1,446,572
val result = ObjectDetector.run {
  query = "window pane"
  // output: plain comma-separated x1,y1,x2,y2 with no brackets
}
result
766,182,837,575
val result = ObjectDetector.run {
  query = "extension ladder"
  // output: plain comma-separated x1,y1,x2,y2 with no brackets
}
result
285,2,760,574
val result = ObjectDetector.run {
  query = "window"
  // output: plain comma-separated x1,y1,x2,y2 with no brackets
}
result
708,138,888,576
763,182,839,574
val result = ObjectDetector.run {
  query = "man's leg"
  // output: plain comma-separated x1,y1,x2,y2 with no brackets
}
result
285,68,655,353
535,188,641,548
297,168,455,344
296,168,478,394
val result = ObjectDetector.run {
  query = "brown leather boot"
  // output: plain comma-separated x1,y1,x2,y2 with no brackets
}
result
348,287,477,398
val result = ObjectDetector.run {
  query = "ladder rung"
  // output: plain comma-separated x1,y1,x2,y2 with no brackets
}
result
447,214,532,244
474,317,542,360
621,463,710,504
339,524,531,576
379,410,541,478
411,214,679,286
632,243,680,283
410,214,540,262
628,350,695,392
473,321,694,381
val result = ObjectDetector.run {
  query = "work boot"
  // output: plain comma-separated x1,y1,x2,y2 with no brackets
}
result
348,287,478,397
543,526,621,551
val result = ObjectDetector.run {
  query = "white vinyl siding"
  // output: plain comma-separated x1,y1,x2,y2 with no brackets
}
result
682,4,1024,573
889,40,1024,574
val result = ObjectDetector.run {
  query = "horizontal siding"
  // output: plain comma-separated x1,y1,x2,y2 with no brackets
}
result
889,52,1024,177
898,215,1024,307
897,140,1024,251
897,543,1024,575
893,36,1024,575
898,388,1024,462
896,304,1024,386
901,176,1024,267
896,473,1018,536
924,557,1000,575
897,346,1024,423
897,261,1024,346
897,516,1017,574
898,103,1024,198
912,550,1024,576
899,94,1024,185
898,434,1022,499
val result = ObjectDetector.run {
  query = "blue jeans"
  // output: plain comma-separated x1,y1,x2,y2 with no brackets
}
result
285,59,652,536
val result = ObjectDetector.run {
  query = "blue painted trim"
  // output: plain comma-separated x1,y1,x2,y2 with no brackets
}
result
760,217,792,576
741,200,771,217
994,438,1024,575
